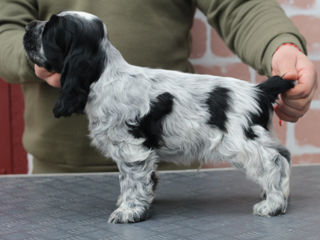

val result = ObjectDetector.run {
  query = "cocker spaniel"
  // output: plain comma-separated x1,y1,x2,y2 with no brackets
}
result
23,11,294,223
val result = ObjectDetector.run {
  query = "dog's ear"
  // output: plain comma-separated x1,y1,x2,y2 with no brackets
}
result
53,59,91,118
52,47,106,118
41,15,66,72
52,18,106,118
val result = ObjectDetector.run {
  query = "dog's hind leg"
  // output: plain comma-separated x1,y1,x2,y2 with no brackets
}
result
108,151,158,224
252,151,290,216
239,131,291,216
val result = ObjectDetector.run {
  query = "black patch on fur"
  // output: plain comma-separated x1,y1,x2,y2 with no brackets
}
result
246,93,272,138
276,146,291,163
40,14,107,117
244,127,258,139
206,87,231,132
244,76,295,140
257,76,295,103
151,171,158,192
127,92,174,149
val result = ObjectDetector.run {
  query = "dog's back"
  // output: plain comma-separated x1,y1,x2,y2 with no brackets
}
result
129,70,293,166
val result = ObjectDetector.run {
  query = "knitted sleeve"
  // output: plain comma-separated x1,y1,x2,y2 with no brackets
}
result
0,0,41,84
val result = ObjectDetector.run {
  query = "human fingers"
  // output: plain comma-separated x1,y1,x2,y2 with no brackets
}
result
282,86,315,111
275,97,311,122
283,58,317,100
44,74,61,88
34,64,53,78
275,107,299,122
34,64,61,88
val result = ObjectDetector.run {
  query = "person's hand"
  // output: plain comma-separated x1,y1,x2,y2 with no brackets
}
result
271,44,318,122
34,64,61,88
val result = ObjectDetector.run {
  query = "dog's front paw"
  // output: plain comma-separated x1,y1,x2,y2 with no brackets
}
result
108,206,149,224
116,195,123,207
253,199,287,216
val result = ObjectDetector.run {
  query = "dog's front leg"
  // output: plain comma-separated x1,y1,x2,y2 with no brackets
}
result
108,154,158,224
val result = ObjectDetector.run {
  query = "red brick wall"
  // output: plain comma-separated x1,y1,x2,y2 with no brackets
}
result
190,0,320,165
0,79,12,174
0,79,27,174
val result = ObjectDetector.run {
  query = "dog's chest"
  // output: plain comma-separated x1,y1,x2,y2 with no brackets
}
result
85,84,144,152
85,103,123,156
85,88,116,145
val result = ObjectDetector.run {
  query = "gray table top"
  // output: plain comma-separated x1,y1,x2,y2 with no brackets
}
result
0,165,319,240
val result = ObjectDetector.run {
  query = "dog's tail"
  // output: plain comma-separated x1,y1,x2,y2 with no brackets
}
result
256,76,295,104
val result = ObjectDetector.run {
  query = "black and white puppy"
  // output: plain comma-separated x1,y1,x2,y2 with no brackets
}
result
24,11,294,224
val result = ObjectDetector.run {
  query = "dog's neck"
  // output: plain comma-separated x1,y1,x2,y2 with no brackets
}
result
87,39,134,104
103,39,130,72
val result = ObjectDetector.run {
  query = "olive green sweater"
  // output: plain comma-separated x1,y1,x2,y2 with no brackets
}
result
0,0,306,173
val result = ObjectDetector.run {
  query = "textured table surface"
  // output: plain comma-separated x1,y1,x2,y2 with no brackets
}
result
0,165,320,240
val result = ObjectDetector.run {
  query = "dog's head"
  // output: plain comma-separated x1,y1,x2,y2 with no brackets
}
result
23,11,107,117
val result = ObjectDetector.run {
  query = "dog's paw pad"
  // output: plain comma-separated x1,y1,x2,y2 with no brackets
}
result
108,206,148,224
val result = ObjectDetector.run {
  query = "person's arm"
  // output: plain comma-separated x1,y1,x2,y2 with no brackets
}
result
195,0,317,122
195,0,306,75
0,0,41,84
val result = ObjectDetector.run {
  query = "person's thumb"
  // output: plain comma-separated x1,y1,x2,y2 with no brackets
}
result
272,46,298,80
274,59,298,80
